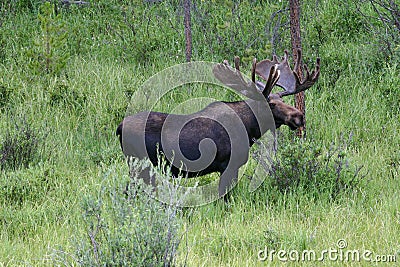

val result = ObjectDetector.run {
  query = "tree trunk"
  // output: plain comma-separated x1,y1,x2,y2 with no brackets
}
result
184,0,192,62
289,0,305,138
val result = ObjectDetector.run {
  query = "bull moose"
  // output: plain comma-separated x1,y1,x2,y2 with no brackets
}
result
117,49,320,198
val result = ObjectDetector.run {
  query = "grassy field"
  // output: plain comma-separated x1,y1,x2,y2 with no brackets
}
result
0,0,399,266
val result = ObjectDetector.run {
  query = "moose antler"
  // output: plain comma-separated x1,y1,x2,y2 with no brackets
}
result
255,49,320,97
213,57,280,101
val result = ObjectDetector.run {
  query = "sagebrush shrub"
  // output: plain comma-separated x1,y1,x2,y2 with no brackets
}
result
73,161,184,266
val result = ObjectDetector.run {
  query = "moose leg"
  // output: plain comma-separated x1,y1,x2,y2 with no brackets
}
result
218,167,239,198
125,162,157,196
137,166,156,187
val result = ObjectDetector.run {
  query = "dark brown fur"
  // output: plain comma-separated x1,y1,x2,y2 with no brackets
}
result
116,97,301,196
117,51,319,197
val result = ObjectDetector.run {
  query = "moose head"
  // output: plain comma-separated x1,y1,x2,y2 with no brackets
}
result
215,49,320,130
117,49,320,201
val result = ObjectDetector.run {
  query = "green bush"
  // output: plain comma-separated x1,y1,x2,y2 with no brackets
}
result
0,85,12,110
0,116,43,172
263,133,366,200
72,162,184,266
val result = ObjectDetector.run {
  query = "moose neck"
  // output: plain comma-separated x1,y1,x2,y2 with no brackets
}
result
223,99,274,146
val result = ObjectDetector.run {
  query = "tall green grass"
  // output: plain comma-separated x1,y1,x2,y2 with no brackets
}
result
0,0,399,266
